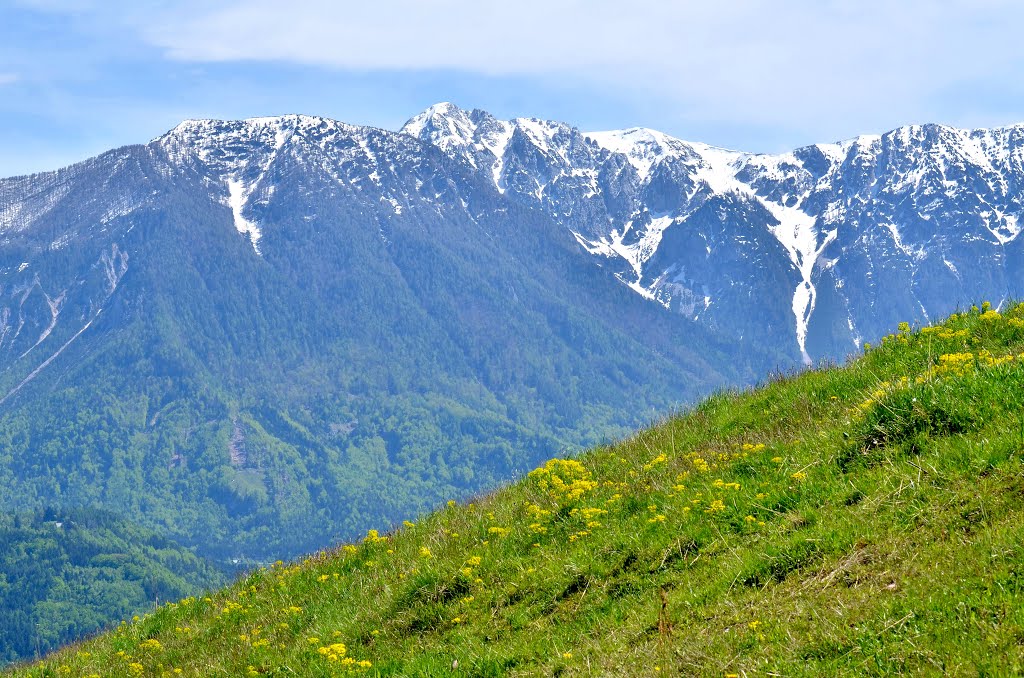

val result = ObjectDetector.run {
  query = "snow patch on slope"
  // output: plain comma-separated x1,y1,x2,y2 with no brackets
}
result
586,125,837,359
983,209,1021,245
686,143,834,363
586,128,667,182
227,179,262,254
482,121,514,192
881,222,927,260
688,143,749,195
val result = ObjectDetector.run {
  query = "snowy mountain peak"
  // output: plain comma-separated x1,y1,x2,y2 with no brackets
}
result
400,103,478,153
401,103,517,188
154,115,364,255
405,104,593,160
155,114,368,161
586,128,749,185
161,114,319,144
401,102,464,129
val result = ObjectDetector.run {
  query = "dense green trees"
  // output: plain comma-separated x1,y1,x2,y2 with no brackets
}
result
0,508,225,666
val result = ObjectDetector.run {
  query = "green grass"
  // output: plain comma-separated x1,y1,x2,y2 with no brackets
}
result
11,303,1024,677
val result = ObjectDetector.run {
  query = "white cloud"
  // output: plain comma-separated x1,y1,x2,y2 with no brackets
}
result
15,0,1024,145
124,0,1024,138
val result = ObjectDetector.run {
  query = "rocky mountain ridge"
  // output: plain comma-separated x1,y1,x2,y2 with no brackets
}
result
404,103,1024,363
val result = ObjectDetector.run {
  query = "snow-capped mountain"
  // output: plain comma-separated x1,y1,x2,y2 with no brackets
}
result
2,103,1023,560
404,103,1024,363
0,110,762,560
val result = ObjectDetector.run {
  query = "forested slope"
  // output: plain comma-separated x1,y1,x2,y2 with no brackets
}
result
0,509,225,667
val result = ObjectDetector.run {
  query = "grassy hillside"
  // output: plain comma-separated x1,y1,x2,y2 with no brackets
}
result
11,303,1024,676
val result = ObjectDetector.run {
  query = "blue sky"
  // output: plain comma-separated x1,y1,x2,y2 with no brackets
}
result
2,0,1023,177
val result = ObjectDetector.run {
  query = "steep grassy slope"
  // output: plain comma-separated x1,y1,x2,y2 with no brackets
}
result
12,304,1024,676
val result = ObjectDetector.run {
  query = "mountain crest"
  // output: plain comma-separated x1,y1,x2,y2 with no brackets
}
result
6,104,1024,365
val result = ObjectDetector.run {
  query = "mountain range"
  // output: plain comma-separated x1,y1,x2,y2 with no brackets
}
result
405,103,1024,363
1,104,1023,565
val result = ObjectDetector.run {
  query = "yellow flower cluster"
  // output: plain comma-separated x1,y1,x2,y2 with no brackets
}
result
687,452,711,474
642,453,668,471
219,600,246,616
569,506,607,521
529,458,597,502
317,642,346,659
137,639,162,652
976,349,1018,368
919,325,969,341
705,499,726,513
238,625,272,648
935,352,975,376
921,349,1021,381
879,331,910,346
525,502,551,518
312,641,373,670
461,555,482,578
